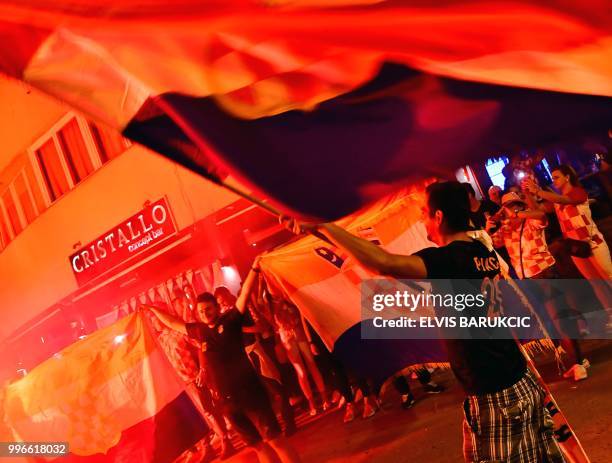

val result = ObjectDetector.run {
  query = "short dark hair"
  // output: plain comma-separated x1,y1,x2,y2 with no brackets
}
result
196,292,217,305
426,181,471,233
462,182,476,198
552,164,581,187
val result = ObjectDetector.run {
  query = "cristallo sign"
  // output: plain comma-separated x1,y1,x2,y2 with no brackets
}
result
69,198,177,286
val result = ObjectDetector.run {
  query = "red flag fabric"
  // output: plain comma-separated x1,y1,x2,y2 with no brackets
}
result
1,313,207,462
0,1,611,219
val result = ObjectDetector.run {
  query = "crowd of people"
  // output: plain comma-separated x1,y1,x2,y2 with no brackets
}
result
146,263,445,462
144,162,610,463
467,164,611,381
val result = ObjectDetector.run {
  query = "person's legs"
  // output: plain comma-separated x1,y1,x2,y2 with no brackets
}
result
588,243,612,322
285,341,316,412
297,341,329,405
325,356,356,423
223,404,264,458
261,376,296,436
196,385,234,457
532,267,587,380
326,352,354,403
393,374,412,394
551,297,589,381
355,377,379,418
253,442,282,463
571,254,601,278
246,389,300,463
590,241,612,278
183,384,217,462
266,437,302,463
544,300,583,362
277,358,303,402
415,367,445,393
415,368,431,385
572,253,612,312
393,374,415,409
258,338,298,434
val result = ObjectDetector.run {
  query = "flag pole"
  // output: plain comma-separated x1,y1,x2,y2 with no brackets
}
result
217,178,282,217
215,177,334,245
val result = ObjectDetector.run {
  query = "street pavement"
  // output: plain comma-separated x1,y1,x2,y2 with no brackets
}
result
222,340,612,462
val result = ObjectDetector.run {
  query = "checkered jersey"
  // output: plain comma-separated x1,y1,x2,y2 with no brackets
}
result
491,218,555,278
158,328,200,383
554,195,604,248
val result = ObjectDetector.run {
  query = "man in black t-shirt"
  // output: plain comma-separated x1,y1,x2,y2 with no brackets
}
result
149,261,301,463
284,181,563,463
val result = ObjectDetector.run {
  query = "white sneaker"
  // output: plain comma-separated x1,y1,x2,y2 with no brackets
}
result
573,364,588,381
563,364,588,381
581,358,590,369
362,398,377,419
343,403,355,423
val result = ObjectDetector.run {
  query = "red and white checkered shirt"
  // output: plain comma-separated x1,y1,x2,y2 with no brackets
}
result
158,328,200,383
554,187,604,248
491,218,555,278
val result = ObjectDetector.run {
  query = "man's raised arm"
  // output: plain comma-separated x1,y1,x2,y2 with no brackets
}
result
147,306,188,335
305,222,427,279
236,257,262,314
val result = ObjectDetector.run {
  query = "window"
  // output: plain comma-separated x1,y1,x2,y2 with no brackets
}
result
0,207,11,250
2,189,23,236
486,156,509,188
14,173,36,224
33,116,130,204
0,114,131,253
24,161,46,215
0,162,44,249
36,138,71,202
57,118,95,183
89,121,129,163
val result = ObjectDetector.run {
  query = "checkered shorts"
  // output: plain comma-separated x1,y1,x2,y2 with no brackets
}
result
463,371,565,463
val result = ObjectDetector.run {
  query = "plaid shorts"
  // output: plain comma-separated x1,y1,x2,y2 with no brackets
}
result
463,371,565,463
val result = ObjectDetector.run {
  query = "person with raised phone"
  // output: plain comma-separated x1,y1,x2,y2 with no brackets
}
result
147,257,301,463
282,181,564,463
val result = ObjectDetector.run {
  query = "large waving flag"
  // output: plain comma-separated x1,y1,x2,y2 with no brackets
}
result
259,181,450,385
1,1,611,220
1,313,207,462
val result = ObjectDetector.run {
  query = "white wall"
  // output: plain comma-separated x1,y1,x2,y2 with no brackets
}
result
0,79,69,173
0,144,239,341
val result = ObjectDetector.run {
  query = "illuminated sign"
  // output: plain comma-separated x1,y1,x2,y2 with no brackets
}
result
69,198,177,286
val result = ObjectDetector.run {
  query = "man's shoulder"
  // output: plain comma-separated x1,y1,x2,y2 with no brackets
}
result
413,245,444,262
414,245,442,255
412,245,449,278
414,241,479,257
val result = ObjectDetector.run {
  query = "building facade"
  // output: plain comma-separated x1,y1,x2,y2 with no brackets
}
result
0,83,289,382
